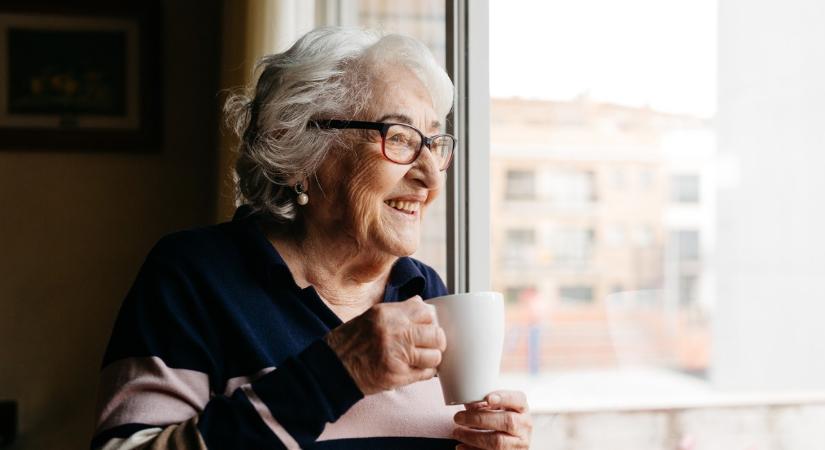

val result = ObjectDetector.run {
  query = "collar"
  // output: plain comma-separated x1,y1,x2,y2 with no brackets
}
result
230,205,427,301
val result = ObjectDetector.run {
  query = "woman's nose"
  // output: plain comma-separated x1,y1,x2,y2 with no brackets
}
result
411,145,443,189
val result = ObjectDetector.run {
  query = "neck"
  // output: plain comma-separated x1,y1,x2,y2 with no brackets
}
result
264,221,396,308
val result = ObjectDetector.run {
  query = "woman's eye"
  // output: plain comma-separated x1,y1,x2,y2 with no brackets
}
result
387,133,408,144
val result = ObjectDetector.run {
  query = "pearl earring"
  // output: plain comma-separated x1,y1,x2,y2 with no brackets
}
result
294,182,309,205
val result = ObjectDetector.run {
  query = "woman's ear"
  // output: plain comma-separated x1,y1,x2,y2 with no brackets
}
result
286,173,308,188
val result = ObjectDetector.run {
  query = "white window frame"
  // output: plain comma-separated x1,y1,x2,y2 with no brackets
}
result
446,0,490,293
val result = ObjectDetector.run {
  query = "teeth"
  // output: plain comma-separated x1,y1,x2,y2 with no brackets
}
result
385,200,420,213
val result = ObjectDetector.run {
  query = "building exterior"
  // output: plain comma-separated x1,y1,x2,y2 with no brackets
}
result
490,96,713,375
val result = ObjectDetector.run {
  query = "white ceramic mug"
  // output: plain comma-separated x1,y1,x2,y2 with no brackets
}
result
427,291,505,405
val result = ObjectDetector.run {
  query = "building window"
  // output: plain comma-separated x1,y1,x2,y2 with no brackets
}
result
544,169,597,205
503,228,538,267
506,228,536,247
640,169,655,189
671,230,700,261
505,286,534,304
671,174,700,203
612,167,626,189
553,228,595,263
632,225,655,248
606,224,626,246
506,169,536,200
559,285,594,304
678,274,698,306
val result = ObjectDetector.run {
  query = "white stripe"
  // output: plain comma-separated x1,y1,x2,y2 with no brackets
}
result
318,377,462,441
223,367,275,396
99,427,163,450
94,356,210,433
241,384,302,449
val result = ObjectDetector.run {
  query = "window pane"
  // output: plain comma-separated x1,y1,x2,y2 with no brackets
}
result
491,0,825,447
273,2,449,281
671,174,700,203
559,285,594,304
505,169,536,200
332,0,449,280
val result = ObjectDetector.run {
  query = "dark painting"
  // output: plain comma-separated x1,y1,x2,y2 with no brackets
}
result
7,29,126,116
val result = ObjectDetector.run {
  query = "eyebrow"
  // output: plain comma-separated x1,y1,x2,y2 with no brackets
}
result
377,114,441,131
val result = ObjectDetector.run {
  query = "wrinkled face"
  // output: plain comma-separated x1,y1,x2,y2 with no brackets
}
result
309,65,444,258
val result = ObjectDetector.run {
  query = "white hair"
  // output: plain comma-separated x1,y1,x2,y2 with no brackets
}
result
224,27,454,222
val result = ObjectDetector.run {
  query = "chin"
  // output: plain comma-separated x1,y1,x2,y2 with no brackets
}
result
372,220,420,257
388,241,419,257
379,234,419,258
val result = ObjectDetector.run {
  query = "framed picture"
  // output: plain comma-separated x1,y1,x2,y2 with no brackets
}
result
0,1,161,150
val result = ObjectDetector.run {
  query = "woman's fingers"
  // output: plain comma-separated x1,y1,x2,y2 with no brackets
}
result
325,297,447,395
484,390,529,413
452,426,528,450
411,367,438,382
454,410,526,436
464,400,489,411
401,296,437,324
411,347,442,369
412,324,447,350
454,390,533,448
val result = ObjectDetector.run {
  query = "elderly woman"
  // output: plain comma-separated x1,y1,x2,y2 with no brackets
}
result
92,27,531,450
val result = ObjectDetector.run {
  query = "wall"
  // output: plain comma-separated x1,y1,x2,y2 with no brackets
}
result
0,1,222,448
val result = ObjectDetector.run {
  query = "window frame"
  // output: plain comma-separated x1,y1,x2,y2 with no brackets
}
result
446,0,491,293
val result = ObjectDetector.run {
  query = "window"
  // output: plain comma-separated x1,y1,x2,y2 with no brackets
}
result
671,174,700,203
480,0,825,447
543,169,597,205
611,167,626,189
559,285,594,304
605,224,626,246
552,228,595,263
504,285,534,304
639,168,655,189
671,229,699,261
678,274,697,306
318,0,449,280
632,225,655,248
505,169,536,200
506,228,536,247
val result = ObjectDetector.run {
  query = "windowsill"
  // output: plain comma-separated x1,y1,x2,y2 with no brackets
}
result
498,368,825,414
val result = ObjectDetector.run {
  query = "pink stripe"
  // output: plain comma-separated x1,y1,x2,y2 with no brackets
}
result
223,367,275,396
317,377,463,441
241,385,301,449
94,356,210,432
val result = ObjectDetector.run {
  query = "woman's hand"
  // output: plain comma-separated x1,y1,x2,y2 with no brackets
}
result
452,391,532,449
325,295,446,395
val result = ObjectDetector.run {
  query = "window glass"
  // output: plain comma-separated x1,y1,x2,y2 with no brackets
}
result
559,285,594,304
326,0,449,280
671,174,700,203
491,0,825,446
490,0,715,411
505,169,536,200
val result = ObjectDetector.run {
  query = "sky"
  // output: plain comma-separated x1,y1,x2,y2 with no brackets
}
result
489,0,717,118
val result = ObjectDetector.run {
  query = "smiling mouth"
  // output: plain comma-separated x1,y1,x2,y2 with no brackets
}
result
385,199,421,215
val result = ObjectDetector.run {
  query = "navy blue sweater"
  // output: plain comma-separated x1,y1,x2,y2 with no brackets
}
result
92,207,460,449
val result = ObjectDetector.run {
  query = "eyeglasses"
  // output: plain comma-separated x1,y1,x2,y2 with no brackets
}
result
308,119,456,171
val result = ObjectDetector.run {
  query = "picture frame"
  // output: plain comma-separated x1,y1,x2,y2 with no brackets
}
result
0,0,161,151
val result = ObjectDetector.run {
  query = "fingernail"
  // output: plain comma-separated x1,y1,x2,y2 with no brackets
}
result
488,393,501,404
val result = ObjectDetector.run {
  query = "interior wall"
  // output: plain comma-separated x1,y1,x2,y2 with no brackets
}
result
0,1,222,448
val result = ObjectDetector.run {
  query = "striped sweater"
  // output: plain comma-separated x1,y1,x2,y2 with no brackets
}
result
92,207,462,449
